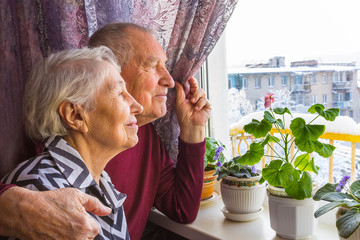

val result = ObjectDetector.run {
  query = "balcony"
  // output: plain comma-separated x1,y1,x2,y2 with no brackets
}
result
332,101,351,109
332,81,351,90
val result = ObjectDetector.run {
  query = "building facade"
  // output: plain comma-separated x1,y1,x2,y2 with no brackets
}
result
228,57,360,121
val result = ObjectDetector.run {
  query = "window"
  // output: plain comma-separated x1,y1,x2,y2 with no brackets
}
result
268,76,274,87
281,75,288,86
345,92,351,101
243,77,248,89
338,93,343,102
312,74,316,84
323,94,327,104
312,95,317,104
333,72,339,82
255,77,261,88
349,110,354,118
322,74,328,83
295,75,303,85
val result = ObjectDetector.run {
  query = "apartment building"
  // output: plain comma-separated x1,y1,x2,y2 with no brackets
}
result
228,57,360,121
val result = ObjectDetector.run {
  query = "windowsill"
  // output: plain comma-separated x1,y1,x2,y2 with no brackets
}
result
148,194,339,240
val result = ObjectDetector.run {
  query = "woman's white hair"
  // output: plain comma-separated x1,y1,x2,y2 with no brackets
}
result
23,46,120,142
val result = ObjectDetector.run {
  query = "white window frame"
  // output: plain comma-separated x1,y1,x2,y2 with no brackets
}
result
268,76,274,87
281,75,288,86
255,77,261,88
323,94,327,104
243,77,248,89
323,74,328,83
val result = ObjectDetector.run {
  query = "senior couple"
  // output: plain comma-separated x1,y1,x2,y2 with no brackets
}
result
0,23,211,240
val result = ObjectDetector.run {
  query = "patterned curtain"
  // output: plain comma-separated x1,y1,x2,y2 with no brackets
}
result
0,0,237,178
155,0,238,160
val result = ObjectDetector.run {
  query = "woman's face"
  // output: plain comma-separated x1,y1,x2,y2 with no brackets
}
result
85,63,143,152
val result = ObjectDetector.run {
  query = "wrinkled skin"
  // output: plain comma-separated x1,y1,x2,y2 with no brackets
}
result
0,187,111,240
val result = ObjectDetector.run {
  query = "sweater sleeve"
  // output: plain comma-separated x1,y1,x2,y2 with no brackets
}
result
153,138,205,223
0,182,16,195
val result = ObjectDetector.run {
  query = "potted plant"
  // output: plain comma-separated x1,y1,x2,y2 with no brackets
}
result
235,93,340,238
201,137,226,200
313,175,360,239
215,159,266,221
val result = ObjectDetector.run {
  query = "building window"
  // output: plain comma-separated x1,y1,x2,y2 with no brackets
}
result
295,75,303,85
255,77,261,88
243,78,248,89
268,76,274,87
312,95,317,104
349,110,353,118
323,94,327,104
281,75,288,86
338,93,343,102
312,74,317,84
322,74,328,83
345,92,351,101
333,72,339,82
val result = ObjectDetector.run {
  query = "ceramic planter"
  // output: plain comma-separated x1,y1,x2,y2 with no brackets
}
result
201,169,217,200
267,186,316,239
220,175,265,214
336,207,360,240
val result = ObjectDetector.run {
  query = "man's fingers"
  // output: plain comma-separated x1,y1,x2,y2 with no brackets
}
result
175,81,186,103
81,193,112,216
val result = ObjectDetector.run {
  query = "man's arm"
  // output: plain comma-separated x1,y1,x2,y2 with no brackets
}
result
0,187,111,240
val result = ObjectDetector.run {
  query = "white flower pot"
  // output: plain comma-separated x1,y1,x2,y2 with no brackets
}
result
267,188,316,239
220,175,266,214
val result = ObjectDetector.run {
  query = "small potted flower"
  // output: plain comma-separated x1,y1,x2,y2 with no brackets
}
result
201,137,226,200
234,93,339,238
215,159,265,221
313,176,360,240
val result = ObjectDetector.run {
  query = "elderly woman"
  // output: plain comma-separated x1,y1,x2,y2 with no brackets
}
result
2,46,142,240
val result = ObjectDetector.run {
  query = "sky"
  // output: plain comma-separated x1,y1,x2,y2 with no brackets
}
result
225,0,360,67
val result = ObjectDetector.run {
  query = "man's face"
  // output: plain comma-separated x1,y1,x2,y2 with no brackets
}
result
120,30,175,126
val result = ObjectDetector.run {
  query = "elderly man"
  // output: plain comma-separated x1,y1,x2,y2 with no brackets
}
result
88,23,211,240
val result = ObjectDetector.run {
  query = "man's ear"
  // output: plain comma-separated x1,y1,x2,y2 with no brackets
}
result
58,101,88,133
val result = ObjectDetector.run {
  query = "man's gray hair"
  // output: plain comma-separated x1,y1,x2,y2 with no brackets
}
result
23,46,120,142
88,22,157,66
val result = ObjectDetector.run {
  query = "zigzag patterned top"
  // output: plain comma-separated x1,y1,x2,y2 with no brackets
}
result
2,136,130,240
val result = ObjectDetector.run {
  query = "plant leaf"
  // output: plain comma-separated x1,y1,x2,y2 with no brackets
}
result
244,119,272,138
262,160,294,187
321,192,355,202
313,183,337,201
337,207,360,238
314,201,347,218
350,180,360,197
294,138,323,153
308,104,325,114
285,172,313,200
294,154,319,174
264,111,276,123
236,142,264,165
317,143,336,158
290,118,325,140
274,107,292,116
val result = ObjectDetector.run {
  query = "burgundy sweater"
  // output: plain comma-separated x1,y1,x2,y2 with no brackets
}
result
105,123,205,240
0,182,15,195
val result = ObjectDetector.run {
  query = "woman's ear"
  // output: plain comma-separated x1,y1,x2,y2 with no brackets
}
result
58,101,88,133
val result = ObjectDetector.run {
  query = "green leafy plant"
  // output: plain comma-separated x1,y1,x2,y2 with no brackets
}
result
234,93,340,200
204,137,226,171
215,157,259,181
313,176,360,239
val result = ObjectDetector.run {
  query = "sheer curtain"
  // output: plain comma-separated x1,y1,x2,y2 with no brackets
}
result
0,0,237,178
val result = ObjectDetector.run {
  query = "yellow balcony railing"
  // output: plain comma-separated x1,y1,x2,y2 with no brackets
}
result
230,127,360,183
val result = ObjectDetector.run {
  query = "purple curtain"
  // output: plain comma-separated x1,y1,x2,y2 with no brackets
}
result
0,0,237,178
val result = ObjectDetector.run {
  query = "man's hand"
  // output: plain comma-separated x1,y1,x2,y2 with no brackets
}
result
0,187,111,240
175,77,211,143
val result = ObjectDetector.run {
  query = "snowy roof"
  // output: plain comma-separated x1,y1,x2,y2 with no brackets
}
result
228,65,359,75
229,111,360,136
